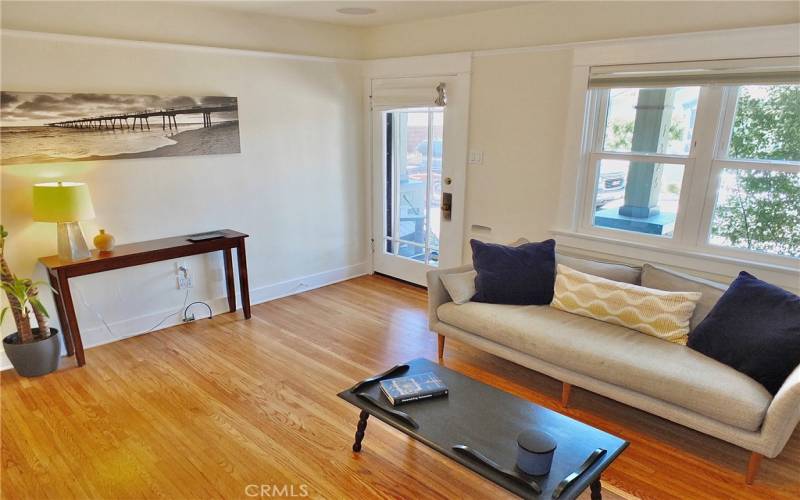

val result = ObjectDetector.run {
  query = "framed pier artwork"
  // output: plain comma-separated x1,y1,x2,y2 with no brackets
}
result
0,92,241,165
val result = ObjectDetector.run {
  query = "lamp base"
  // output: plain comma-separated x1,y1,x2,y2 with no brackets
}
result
57,222,90,261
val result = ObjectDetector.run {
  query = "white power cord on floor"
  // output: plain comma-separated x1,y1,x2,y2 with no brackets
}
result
143,287,191,333
75,286,191,338
75,286,117,338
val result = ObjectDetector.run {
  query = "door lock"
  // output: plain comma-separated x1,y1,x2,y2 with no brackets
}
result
444,177,452,186
442,192,452,221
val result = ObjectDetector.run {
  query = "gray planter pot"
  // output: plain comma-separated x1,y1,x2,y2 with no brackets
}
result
3,328,60,377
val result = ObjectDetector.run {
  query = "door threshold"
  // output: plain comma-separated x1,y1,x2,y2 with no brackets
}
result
373,272,427,290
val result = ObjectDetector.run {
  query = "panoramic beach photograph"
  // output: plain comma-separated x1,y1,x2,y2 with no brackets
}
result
0,92,240,165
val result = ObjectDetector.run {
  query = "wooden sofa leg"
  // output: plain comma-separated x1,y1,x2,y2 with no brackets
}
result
437,334,445,359
746,452,762,484
561,382,572,408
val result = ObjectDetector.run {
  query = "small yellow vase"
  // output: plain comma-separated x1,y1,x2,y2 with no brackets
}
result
93,229,115,252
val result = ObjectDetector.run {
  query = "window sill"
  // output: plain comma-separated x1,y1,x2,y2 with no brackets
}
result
550,229,800,291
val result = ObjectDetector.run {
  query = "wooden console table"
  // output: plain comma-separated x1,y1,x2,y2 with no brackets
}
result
40,229,251,367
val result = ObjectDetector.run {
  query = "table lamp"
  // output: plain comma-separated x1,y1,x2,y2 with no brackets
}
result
33,182,95,261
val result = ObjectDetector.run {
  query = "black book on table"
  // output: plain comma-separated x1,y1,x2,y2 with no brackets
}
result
187,231,226,242
379,372,448,406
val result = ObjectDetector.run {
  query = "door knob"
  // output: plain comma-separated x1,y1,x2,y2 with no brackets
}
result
444,177,452,186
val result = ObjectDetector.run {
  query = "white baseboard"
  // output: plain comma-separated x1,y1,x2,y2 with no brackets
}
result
249,261,370,304
0,261,369,372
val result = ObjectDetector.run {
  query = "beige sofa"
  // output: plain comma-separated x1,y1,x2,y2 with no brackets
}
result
427,253,800,483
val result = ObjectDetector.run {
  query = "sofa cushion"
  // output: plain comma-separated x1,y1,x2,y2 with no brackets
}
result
688,271,800,395
641,264,727,331
436,248,637,307
471,238,556,305
437,302,771,431
556,254,641,284
439,238,528,305
551,264,701,345
440,270,477,305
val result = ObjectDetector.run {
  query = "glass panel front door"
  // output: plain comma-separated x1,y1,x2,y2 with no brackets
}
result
384,107,444,266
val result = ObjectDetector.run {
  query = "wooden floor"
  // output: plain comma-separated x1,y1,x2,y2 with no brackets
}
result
1,275,798,499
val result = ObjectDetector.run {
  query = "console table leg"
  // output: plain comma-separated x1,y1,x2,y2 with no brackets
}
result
352,410,370,452
48,271,74,356
223,248,236,313
590,478,602,500
236,241,251,319
57,270,85,367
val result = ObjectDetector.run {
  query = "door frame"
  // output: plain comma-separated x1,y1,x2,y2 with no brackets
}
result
363,53,472,285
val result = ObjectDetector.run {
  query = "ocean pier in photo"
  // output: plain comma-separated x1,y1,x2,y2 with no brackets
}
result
46,103,238,131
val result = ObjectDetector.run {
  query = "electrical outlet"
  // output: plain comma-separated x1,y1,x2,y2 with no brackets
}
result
177,275,193,290
175,261,193,289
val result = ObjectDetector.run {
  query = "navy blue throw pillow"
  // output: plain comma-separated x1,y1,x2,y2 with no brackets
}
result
687,271,800,395
470,239,556,305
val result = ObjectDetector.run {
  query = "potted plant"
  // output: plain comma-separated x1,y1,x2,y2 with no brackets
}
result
1,226,60,377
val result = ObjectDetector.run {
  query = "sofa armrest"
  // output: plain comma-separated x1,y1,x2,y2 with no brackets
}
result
426,265,474,330
759,363,800,458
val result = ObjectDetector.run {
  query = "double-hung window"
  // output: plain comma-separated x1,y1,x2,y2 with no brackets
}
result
580,57,800,264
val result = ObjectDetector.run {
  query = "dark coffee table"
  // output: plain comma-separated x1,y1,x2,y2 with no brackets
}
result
339,358,628,500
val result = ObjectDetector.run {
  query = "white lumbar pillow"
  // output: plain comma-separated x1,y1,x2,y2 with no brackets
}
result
440,270,477,305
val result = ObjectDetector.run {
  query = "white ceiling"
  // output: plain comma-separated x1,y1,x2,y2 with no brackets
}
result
200,1,533,27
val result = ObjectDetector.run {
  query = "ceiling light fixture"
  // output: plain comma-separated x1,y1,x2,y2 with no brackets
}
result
336,7,377,16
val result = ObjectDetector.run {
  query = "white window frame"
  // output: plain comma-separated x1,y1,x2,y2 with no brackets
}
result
381,107,443,266
697,86,800,262
579,83,799,269
578,87,699,247
553,24,800,290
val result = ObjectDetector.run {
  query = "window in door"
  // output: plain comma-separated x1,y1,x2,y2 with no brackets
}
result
383,108,444,265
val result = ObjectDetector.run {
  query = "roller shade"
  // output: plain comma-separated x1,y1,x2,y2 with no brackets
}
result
589,56,800,88
371,77,447,109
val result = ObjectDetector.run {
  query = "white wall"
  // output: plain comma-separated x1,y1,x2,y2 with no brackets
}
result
364,1,800,58
1,1,365,59
464,49,574,252
0,31,367,368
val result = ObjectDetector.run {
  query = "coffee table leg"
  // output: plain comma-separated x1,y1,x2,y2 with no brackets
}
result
352,410,370,452
590,478,602,500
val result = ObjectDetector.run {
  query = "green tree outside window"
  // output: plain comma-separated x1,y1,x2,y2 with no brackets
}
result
712,85,800,258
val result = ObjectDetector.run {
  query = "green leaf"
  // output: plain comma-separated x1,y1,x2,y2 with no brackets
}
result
0,308,7,326
1,278,36,307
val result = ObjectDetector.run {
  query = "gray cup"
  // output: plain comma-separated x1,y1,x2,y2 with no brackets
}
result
516,430,557,476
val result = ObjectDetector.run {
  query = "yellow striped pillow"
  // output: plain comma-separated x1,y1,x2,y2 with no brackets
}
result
551,264,701,345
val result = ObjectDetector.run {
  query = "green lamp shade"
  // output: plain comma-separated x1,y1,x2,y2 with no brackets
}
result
32,182,95,222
